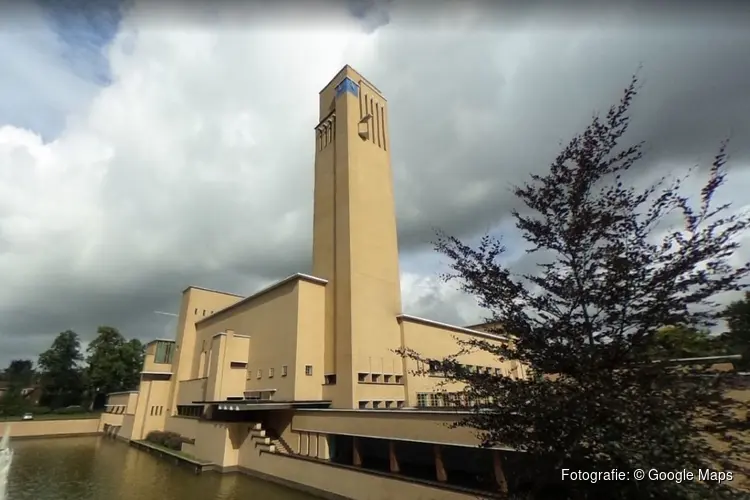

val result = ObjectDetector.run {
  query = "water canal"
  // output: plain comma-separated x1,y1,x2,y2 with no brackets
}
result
5,436,321,500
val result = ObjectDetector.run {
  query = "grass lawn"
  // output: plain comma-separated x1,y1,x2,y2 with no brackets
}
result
0,412,102,421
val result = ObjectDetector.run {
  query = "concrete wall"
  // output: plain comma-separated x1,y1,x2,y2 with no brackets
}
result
126,376,171,441
400,316,522,407
6,418,100,438
177,378,207,405
189,276,327,404
243,452,477,500
164,415,199,438
292,410,481,447
99,412,125,431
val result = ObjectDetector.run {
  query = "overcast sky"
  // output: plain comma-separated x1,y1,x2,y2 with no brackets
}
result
0,0,749,367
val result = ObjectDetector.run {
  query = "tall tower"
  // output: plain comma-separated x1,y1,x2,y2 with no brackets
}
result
312,66,405,408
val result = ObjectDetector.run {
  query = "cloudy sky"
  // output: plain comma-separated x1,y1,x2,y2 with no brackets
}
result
1,0,749,367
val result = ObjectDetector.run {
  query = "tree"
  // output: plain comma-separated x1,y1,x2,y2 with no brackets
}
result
723,292,750,369
38,330,85,409
3,360,34,387
0,359,35,417
86,326,144,408
401,75,750,499
648,325,729,360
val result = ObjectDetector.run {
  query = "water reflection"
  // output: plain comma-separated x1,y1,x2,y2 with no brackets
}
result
7,437,320,500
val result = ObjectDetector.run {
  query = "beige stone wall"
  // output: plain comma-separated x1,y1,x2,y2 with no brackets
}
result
164,415,199,439
7,418,100,438
244,452,477,500
99,412,125,431
400,317,523,407
177,378,207,406
292,410,480,447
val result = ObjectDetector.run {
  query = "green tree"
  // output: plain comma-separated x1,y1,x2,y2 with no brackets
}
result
401,75,750,499
0,359,35,417
648,325,729,360
86,326,144,408
38,330,85,409
723,292,750,369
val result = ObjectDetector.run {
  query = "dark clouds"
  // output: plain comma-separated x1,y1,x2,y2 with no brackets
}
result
0,2,748,367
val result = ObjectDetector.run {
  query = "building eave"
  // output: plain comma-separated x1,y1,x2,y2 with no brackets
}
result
195,273,328,327
396,314,509,341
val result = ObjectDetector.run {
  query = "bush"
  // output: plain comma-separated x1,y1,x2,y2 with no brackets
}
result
32,407,51,415
145,430,184,451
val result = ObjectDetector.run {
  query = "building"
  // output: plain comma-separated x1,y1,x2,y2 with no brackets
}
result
101,66,525,500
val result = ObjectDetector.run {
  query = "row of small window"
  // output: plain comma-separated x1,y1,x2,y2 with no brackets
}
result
357,400,406,409
194,308,216,317
357,373,404,384
149,405,164,416
105,405,126,414
416,392,495,408
421,360,521,378
176,405,203,418
249,365,314,380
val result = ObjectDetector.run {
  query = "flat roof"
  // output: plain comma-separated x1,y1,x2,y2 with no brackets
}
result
397,314,509,341
319,64,384,97
181,285,244,298
195,273,328,326
145,338,175,346
106,390,139,396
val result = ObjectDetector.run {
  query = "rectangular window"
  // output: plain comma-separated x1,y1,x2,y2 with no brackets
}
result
257,369,262,379
281,365,288,377
429,393,441,407
358,401,368,409
154,341,174,364
305,365,313,376
269,368,274,378
417,393,428,407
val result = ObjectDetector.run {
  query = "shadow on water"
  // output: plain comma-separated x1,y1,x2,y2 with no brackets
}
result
7,436,320,500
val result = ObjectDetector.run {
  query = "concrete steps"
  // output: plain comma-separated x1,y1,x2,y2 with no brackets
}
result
249,423,275,453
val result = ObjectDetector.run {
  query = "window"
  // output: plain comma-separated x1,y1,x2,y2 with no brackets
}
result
384,374,392,383
429,393,441,407
305,365,313,376
154,341,174,364
257,369,262,379
358,401,368,409
177,405,203,418
371,374,381,383
194,308,198,314
269,368,274,378
358,373,368,382
397,400,405,408
324,374,337,385
281,365,288,377
395,375,403,384
494,368,502,376
417,393,428,407
373,401,382,409
385,401,394,409
202,310,206,316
